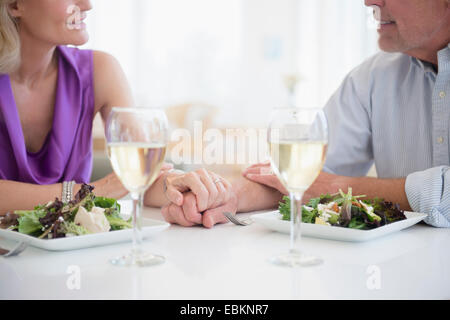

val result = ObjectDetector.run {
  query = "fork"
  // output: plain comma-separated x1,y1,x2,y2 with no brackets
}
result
223,212,253,226
0,241,28,257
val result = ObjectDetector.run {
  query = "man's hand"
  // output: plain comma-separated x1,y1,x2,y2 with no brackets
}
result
164,169,232,212
162,189,238,228
161,169,238,228
243,164,346,203
242,162,350,203
242,161,288,195
300,172,348,202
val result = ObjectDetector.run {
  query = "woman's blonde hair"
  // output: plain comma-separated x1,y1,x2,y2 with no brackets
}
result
0,0,20,74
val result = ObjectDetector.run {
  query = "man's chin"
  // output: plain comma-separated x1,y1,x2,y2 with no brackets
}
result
378,38,406,53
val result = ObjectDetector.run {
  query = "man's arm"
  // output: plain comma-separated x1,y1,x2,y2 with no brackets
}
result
405,166,450,227
303,172,411,211
242,167,412,211
232,176,284,213
307,168,450,228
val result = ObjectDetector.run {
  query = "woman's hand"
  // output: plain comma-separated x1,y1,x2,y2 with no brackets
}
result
242,161,288,195
162,189,238,228
164,169,232,212
91,162,173,200
161,169,238,228
90,172,129,199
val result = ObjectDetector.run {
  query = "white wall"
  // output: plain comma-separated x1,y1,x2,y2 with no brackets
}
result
82,0,379,129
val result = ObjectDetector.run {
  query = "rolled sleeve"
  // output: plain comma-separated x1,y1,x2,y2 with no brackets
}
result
405,166,450,228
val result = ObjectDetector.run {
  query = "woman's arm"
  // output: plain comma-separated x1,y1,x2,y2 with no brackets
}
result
90,50,135,198
0,175,127,215
0,181,62,214
93,50,135,117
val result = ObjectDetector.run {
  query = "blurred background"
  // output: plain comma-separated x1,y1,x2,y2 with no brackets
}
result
82,0,379,181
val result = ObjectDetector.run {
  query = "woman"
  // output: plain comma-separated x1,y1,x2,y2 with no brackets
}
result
0,0,232,228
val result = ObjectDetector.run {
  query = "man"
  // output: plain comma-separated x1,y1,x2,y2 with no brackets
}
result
162,0,450,228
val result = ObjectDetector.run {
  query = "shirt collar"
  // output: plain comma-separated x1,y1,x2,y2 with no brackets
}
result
437,42,450,69
410,42,450,76
411,56,437,75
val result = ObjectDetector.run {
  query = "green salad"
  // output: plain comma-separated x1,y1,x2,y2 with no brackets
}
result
0,184,132,239
279,188,407,230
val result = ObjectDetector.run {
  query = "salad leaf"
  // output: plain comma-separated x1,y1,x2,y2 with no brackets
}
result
95,197,122,221
307,194,334,208
302,207,317,224
39,199,65,227
0,212,19,229
348,216,368,229
277,188,406,230
279,196,318,223
372,200,406,224
106,216,132,231
279,196,291,221
61,221,90,236
94,197,121,210
72,184,94,203
16,209,46,235
338,188,354,226
307,196,322,209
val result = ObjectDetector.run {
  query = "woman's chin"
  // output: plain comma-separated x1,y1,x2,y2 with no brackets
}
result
63,33,89,47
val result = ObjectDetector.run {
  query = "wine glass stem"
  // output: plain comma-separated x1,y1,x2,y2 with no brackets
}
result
131,192,143,255
289,191,303,254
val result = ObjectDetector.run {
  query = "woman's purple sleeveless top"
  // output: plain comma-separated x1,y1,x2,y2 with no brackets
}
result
0,46,94,184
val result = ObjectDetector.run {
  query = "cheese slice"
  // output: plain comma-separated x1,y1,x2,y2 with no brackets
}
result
74,206,111,233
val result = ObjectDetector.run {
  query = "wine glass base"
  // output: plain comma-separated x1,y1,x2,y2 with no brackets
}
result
269,252,323,268
110,251,165,267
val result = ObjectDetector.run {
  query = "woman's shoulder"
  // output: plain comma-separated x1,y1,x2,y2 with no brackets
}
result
92,50,122,75
58,46,122,79
92,50,133,114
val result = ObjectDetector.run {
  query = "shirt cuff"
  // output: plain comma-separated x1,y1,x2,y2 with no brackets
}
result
405,166,450,228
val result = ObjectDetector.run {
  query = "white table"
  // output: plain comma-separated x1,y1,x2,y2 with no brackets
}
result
1,207,449,300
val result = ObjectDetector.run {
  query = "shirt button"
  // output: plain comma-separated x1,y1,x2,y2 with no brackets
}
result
439,91,446,98
437,137,444,144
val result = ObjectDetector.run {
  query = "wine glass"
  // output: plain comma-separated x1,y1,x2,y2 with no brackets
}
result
106,107,168,267
268,107,328,267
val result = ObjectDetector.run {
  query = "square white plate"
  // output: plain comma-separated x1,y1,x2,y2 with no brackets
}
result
0,201,170,251
250,210,427,242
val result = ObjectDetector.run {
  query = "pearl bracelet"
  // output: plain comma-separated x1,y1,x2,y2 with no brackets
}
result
62,181,75,203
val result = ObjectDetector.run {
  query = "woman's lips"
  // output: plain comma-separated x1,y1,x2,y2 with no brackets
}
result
66,21,86,30
66,9,87,30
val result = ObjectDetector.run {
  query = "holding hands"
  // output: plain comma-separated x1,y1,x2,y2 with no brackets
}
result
162,169,238,228
161,159,335,228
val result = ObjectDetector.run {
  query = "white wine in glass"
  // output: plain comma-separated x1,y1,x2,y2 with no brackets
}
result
268,108,328,267
106,107,168,267
108,142,166,194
